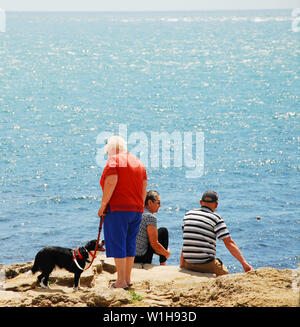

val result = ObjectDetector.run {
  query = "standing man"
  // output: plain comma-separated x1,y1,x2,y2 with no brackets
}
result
180,190,253,276
135,190,170,265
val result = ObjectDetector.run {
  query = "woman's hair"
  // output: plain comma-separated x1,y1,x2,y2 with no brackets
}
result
145,190,160,206
105,136,127,156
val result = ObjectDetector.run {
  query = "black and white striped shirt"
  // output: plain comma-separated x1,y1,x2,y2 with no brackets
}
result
182,206,230,264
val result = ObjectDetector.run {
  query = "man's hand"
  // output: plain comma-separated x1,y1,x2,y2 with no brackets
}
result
165,249,171,259
180,250,185,268
243,262,254,272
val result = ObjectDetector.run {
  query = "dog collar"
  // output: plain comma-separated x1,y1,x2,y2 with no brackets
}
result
72,248,84,271
75,248,83,259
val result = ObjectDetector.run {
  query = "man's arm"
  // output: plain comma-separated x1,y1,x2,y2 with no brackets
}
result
147,225,170,259
222,237,253,272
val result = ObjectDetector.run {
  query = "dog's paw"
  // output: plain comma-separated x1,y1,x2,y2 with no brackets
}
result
40,278,50,289
73,286,79,292
40,282,48,289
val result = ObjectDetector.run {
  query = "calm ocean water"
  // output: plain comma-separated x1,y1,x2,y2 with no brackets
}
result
0,10,299,273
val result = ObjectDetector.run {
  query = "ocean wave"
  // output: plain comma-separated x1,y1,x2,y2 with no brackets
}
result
116,15,293,24
273,112,300,120
251,16,292,22
0,235,15,241
27,195,99,206
11,11,292,25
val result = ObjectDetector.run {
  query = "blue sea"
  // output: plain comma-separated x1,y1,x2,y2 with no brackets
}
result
0,10,299,273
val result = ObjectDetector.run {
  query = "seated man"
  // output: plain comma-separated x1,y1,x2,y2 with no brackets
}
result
135,190,171,265
180,190,253,276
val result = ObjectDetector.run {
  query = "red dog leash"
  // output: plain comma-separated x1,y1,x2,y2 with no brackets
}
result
73,215,104,271
84,214,104,271
85,215,104,270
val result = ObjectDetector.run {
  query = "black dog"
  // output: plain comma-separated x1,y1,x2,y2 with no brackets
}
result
31,239,105,291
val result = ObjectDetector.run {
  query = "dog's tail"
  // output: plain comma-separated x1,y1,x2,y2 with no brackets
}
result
31,260,39,275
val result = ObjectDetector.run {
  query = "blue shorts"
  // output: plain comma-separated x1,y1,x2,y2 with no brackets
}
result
103,210,142,258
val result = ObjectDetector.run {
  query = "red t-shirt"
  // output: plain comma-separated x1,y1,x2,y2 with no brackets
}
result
100,152,147,212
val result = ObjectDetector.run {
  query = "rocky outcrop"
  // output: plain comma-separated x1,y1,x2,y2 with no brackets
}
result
0,255,299,307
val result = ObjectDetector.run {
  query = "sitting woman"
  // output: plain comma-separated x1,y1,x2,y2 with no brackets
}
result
134,190,171,265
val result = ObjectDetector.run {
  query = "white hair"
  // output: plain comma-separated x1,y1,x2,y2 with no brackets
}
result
104,136,127,156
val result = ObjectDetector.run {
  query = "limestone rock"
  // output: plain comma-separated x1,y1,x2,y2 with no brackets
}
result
0,255,298,307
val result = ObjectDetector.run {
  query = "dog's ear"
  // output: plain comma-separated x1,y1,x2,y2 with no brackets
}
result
98,240,105,252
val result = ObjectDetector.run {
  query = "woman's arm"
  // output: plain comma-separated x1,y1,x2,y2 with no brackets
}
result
147,225,170,258
98,174,118,217
142,179,147,204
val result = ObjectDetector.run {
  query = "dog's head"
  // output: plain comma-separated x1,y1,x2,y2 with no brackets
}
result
84,239,105,253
